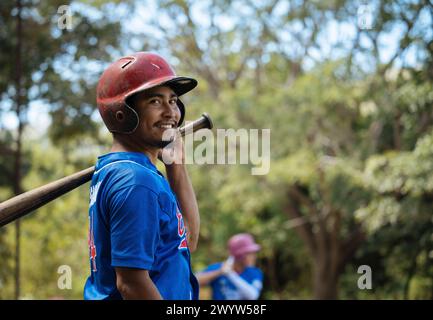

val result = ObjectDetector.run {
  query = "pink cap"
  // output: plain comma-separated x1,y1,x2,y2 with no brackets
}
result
228,233,261,258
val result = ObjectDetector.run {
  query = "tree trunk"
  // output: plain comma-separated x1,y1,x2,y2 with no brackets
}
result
14,0,23,300
313,258,339,299
285,187,366,300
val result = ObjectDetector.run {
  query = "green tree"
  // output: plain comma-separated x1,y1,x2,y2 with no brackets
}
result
0,0,127,299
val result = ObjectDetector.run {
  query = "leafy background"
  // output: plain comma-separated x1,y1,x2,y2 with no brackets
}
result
0,0,432,299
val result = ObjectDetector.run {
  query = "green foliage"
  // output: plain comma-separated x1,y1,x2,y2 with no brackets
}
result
1,0,433,299
0,136,101,299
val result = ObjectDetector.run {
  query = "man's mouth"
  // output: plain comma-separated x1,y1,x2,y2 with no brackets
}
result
155,121,177,129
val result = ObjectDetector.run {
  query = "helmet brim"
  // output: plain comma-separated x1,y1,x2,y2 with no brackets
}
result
242,244,261,253
126,75,197,99
234,244,261,258
125,76,197,126
163,77,198,96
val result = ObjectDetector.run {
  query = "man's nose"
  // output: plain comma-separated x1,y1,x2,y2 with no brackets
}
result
162,101,180,119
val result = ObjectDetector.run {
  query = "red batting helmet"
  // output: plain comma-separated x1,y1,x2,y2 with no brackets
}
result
96,52,198,133
228,233,261,259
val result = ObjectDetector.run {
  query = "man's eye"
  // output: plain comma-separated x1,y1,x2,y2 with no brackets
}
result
169,99,178,105
150,99,161,104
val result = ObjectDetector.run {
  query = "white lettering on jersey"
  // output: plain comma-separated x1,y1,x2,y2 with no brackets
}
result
89,181,101,207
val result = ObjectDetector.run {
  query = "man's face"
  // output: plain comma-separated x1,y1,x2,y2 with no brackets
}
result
130,86,181,148
239,252,258,267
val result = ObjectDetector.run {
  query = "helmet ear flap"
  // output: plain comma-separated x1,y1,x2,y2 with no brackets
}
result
104,102,139,134
177,98,185,126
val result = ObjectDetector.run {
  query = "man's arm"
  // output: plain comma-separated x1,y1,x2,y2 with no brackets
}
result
224,271,262,300
162,135,200,252
115,267,162,300
196,258,233,286
165,164,200,252
108,183,162,299
196,268,224,286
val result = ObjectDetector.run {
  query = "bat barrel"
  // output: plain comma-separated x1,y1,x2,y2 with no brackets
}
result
0,167,94,227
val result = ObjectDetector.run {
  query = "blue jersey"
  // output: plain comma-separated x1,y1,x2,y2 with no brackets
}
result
204,263,263,300
83,152,199,300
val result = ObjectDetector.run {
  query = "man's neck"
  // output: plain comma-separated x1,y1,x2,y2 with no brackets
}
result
233,262,246,274
111,139,159,165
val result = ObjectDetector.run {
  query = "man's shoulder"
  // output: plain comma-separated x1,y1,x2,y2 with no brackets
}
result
96,160,162,190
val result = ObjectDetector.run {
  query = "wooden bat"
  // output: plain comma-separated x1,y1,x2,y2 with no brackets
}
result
0,113,213,228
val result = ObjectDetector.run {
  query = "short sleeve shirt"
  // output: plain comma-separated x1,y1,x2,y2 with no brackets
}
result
83,152,198,300
203,262,263,300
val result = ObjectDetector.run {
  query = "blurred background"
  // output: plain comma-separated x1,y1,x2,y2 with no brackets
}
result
0,0,432,300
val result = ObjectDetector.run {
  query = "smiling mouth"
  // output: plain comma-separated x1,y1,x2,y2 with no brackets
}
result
155,122,177,129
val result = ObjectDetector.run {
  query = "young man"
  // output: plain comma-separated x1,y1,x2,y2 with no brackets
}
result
196,233,263,300
83,52,200,300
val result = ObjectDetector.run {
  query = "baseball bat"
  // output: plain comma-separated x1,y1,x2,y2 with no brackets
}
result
0,113,213,228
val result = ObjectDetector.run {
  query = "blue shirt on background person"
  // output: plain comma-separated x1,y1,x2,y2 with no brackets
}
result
203,261,263,300
196,233,263,300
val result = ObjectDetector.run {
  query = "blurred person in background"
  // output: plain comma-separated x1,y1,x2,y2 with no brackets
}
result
196,233,263,300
